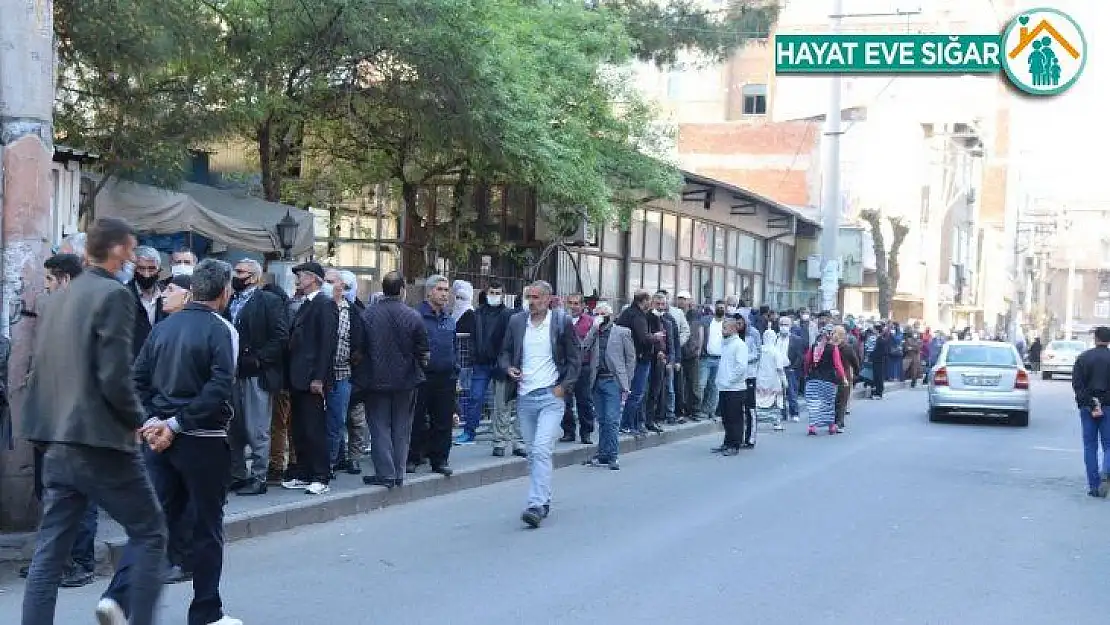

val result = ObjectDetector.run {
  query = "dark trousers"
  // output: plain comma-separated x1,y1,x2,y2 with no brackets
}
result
645,360,667,427
680,356,700,417
288,390,330,483
719,390,746,449
871,360,886,397
366,389,416,481
409,373,456,467
32,447,97,573
562,367,596,438
22,444,166,625
835,380,850,428
742,379,756,445
105,437,231,625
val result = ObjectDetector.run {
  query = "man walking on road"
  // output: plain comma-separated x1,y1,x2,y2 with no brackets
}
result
21,217,167,625
1072,326,1110,498
500,280,581,528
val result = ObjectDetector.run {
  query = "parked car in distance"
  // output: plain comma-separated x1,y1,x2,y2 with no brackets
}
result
928,341,1030,427
1040,340,1087,380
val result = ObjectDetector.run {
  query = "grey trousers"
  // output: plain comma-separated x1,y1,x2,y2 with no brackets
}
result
230,377,273,482
23,444,167,625
489,379,525,451
366,389,416,481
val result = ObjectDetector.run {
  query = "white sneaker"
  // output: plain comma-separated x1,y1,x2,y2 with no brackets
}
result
305,482,330,495
95,598,126,625
208,616,244,625
281,479,310,490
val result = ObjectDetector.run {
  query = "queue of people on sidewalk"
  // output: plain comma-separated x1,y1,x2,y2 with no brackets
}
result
15,218,950,624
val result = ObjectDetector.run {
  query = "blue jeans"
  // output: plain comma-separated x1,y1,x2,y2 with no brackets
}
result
517,388,565,508
1080,408,1110,491
699,356,721,417
326,379,353,466
665,368,676,419
592,377,622,463
464,364,495,436
620,361,651,430
782,368,800,419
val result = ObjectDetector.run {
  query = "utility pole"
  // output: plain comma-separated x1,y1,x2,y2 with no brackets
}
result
818,0,843,313
817,2,920,313
0,0,56,531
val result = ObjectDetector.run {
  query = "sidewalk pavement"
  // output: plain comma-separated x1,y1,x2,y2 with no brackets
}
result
0,380,909,573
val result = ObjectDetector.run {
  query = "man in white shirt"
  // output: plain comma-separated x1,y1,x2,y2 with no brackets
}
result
712,318,749,456
698,299,727,419
500,280,582,528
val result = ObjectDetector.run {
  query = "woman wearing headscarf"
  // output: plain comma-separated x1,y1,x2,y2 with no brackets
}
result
804,324,848,436
754,327,787,436
833,325,859,431
450,280,476,445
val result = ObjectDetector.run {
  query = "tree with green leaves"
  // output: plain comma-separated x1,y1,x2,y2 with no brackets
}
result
54,0,226,199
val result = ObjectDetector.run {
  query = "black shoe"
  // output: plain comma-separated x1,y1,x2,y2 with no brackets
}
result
228,478,250,492
710,445,727,453
1088,488,1102,498
405,462,418,474
522,506,544,528
60,567,95,588
431,464,453,477
741,443,755,449
334,458,351,472
162,565,192,584
492,447,506,457
721,447,740,456
580,435,593,445
235,480,268,496
346,459,362,475
559,434,576,443
512,448,528,458
646,424,664,433
363,475,396,488
687,414,702,422
542,503,550,518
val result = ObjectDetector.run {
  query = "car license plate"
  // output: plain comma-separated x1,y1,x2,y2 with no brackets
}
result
964,375,998,387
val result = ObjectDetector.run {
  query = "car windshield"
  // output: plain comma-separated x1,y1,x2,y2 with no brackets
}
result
945,344,1017,367
1048,341,1085,353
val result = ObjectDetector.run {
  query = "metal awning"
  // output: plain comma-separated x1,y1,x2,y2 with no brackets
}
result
679,169,820,237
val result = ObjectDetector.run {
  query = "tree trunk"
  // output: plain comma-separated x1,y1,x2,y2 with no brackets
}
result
887,218,910,298
861,210,891,319
257,121,282,203
400,180,427,279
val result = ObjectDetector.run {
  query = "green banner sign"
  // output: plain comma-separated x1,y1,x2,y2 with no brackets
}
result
775,34,1003,74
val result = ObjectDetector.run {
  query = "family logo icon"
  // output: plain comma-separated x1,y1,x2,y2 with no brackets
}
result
1001,8,1086,95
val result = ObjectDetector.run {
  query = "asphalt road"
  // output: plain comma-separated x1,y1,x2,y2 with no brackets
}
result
1,378,1103,625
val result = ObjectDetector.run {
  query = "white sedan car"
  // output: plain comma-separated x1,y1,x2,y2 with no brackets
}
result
928,341,1031,427
1040,340,1086,380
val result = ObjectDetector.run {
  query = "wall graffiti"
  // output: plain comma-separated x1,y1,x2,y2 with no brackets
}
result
3,242,35,339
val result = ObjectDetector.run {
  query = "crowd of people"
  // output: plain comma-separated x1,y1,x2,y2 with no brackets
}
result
15,216,962,625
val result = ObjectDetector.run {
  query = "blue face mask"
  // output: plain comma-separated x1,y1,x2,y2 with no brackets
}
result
115,261,135,284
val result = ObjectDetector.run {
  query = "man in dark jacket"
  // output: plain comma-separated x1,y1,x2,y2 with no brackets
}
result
1073,326,1110,497
617,290,655,434
561,293,598,443
21,217,167,625
102,259,240,625
282,261,338,495
499,280,581,528
227,259,289,496
675,291,702,421
360,271,430,488
407,274,458,476
260,278,295,483
647,291,679,432
129,245,168,360
463,281,524,456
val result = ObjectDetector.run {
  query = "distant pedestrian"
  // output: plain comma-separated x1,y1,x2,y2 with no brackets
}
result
584,302,635,470
711,318,748,456
754,328,786,437
804,324,848,436
1028,337,1043,372
1072,326,1110,498
500,280,581,528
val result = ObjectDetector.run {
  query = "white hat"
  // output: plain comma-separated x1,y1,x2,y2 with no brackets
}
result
676,290,693,300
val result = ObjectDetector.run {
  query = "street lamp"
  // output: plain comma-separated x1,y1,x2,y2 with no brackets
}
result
276,210,299,260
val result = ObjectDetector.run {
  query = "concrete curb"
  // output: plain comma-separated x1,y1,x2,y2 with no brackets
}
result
87,419,724,569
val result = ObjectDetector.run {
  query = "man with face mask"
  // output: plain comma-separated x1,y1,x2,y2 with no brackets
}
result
697,299,728,420
170,247,198,277
777,315,806,424
226,259,289,496
129,246,167,360
464,282,524,455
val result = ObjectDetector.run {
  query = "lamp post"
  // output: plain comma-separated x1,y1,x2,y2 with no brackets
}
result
276,210,299,261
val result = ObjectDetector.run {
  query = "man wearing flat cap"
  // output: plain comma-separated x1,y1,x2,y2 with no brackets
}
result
282,261,338,495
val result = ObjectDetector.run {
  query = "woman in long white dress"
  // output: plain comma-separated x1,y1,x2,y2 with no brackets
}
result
754,328,787,433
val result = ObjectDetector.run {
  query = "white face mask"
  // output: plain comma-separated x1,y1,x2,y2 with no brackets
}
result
487,295,502,307
115,261,135,284
171,263,194,277
801,314,810,321
652,309,664,316
320,282,335,298
780,324,791,335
